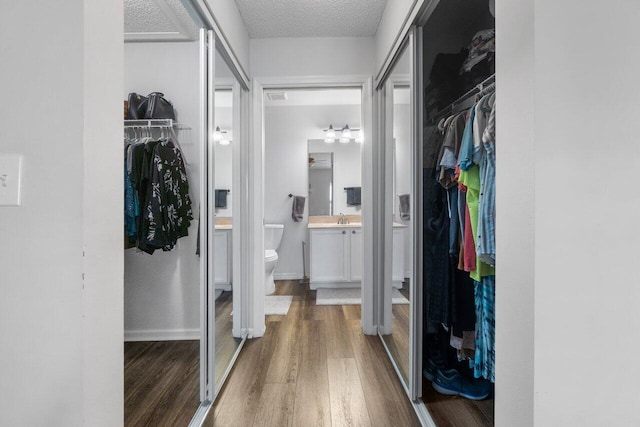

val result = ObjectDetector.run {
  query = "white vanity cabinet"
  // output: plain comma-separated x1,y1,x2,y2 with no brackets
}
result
309,227,362,288
214,229,232,290
392,227,406,285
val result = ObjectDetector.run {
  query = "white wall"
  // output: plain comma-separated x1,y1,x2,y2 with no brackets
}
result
498,0,640,425
0,1,123,425
251,37,375,77
375,0,419,78
308,139,363,216
265,104,361,278
123,42,201,339
82,1,125,424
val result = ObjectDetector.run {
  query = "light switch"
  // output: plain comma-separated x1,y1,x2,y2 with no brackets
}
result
0,154,23,206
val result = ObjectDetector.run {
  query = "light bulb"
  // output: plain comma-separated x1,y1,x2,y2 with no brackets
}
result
213,126,222,141
219,139,230,146
341,125,351,139
339,136,350,143
326,124,336,139
325,137,335,143
355,131,364,143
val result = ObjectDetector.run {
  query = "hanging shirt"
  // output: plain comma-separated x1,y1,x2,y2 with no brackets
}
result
477,98,496,266
459,165,495,281
141,138,193,253
458,106,477,171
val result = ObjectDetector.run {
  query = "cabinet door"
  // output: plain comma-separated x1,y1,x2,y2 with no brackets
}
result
349,229,363,281
310,229,349,282
214,230,229,284
392,228,405,283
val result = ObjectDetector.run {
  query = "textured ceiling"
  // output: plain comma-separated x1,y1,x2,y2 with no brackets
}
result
234,0,388,38
124,0,199,41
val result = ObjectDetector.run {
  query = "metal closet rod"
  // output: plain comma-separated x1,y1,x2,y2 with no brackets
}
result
123,119,191,129
450,73,496,109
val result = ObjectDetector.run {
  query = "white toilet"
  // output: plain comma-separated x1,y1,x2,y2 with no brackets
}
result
264,224,284,295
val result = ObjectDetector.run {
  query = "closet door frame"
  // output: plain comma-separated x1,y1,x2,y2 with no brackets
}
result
375,26,424,402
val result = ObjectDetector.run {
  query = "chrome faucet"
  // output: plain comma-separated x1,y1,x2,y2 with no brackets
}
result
337,213,350,225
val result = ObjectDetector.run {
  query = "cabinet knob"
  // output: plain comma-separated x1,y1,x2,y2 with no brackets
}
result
352,230,356,234
342,230,346,234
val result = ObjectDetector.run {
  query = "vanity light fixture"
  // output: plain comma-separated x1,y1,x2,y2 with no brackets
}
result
339,124,351,143
324,124,360,143
341,124,352,139
324,124,336,143
213,126,223,141
214,126,231,144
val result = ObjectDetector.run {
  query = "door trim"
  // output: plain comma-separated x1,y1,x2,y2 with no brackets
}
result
248,75,377,335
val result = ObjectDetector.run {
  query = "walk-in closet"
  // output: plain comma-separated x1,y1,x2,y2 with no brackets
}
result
378,0,496,425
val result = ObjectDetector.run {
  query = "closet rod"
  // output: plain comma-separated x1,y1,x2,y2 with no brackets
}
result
123,119,191,130
430,73,496,124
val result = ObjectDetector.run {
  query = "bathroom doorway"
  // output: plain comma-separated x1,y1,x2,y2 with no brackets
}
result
248,78,375,337
262,87,366,323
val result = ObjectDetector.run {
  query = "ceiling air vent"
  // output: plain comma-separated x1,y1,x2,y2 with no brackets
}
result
267,92,288,101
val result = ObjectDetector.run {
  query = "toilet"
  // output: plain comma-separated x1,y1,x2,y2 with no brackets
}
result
264,224,284,295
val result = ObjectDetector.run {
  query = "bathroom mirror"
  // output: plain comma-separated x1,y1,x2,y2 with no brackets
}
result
308,152,334,215
308,139,362,217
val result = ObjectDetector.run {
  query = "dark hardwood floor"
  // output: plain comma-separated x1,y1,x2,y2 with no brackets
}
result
124,340,200,427
207,280,421,427
421,378,493,427
215,290,243,386
124,290,241,426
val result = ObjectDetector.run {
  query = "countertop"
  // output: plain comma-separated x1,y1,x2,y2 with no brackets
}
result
215,224,232,230
308,222,407,229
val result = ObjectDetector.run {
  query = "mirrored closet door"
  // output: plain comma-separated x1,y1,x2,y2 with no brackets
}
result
379,27,423,400
213,48,247,393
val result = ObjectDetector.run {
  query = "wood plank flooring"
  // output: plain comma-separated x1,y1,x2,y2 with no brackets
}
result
124,290,240,426
207,280,421,427
422,378,494,427
124,340,200,427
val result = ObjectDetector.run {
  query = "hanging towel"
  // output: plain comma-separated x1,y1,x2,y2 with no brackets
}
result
399,194,410,220
215,189,229,208
291,195,306,222
345,187,361,206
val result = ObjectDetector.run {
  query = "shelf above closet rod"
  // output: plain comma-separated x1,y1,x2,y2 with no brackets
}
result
123,119,191,130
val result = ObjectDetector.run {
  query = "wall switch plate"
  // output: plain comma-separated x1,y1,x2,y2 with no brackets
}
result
0,154,23,206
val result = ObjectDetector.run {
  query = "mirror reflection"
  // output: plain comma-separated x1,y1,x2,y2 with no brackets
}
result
381,43,412,386
308,138,362,218
308,153,334,216
214,51,242,389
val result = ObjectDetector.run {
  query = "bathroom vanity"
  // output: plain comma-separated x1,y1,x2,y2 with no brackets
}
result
215,218,232,290
308,217,406,289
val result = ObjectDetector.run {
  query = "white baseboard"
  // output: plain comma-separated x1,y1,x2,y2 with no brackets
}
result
273,272,303,280
124,328,200,342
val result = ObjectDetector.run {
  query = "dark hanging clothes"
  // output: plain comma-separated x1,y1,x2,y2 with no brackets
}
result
140,139,193,253
125,137,192,254
423,174,451,332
